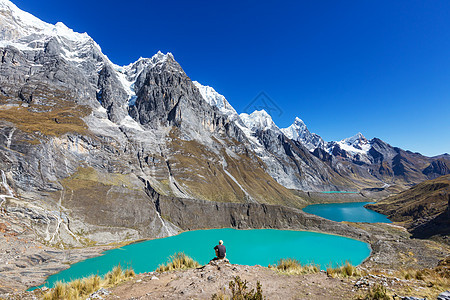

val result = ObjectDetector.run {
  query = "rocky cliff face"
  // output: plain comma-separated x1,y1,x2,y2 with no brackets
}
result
0,0,306,248
0,0,448,248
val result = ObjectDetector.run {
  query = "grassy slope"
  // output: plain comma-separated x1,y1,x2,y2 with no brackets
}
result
367,175,450,239
0,86,91,140
167,130,306,208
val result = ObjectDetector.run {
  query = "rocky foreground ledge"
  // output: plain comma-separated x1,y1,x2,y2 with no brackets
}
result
13,257,450,300
104,258,450,300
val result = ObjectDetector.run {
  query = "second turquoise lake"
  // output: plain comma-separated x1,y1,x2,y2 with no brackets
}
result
303,202,392,223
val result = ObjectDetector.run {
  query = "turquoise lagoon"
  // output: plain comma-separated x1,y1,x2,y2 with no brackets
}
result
34,228,371,288
303,202,392,223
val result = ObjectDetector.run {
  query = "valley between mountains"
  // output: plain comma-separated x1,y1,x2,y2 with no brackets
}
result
0,0,449,298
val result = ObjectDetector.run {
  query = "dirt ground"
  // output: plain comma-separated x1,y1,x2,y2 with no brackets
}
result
104,259,444,300
107,260,357,300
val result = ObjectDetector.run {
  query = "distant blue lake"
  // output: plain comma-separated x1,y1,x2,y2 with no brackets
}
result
32,228,370,289
303,202,392,223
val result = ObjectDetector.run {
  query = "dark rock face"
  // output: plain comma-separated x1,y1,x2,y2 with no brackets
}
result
312,147,332,163
423,159,450,178
144,182,370,242
129,54,245,143
331,144,347,158
97,64,129,123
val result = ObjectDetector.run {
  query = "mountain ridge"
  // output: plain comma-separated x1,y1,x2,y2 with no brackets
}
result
0,0,448,250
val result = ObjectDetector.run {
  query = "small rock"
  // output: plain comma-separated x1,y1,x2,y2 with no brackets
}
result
151,276,159,280
87,288,111,300
207,275,214,281
136,279,142,283
437,291,450,300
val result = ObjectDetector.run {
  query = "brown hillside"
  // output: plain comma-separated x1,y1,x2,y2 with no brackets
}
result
367,175,449,241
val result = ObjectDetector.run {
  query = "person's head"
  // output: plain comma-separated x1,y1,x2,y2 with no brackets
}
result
219,240,223,245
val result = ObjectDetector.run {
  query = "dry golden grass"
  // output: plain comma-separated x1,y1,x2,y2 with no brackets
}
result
326,261,364,278
357,283,390,300
156,252,200,272
211,288,230,300
269,258,320,275
167,129,305,208
0,85,91,141
396,263,450,295
41,264,134,300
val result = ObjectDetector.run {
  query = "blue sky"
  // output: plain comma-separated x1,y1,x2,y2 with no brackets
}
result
14,0,450,156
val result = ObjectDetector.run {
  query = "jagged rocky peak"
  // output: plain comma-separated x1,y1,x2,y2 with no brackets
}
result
193,81,239,121
120,52,172,82
342,132,368,148
110,51,176,108
281,117,307,140
281,117,326,151
328,132,371,156
0,0,95,50
126,51,238,138
239,109,279,132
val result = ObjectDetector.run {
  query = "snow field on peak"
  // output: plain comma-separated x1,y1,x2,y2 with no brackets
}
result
239,109,279,131
0,0,90,43
280,117,308,140
335,140,371,155
193,81,239,120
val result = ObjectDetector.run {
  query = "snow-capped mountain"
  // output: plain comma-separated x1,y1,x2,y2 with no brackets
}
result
0,0,89,43
193,81,240,121
0,0,104,65
324,132,372,164
334,132,371,155
1,0,448,252
239,110,279,132
281,117,326,151
281,117,372,158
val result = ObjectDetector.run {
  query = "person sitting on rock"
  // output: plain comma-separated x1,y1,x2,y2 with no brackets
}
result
213,240,226,260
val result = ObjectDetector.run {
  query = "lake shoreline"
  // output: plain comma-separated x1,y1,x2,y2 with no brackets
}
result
1,199,449,294
35,228,372,289
10,223,450,299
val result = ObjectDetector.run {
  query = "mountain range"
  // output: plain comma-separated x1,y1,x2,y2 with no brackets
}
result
0,0,449,247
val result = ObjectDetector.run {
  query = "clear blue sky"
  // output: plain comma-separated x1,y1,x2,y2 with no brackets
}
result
14,0,450,156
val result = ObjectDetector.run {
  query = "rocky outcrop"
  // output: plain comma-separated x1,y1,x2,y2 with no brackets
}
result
423,159,450,178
